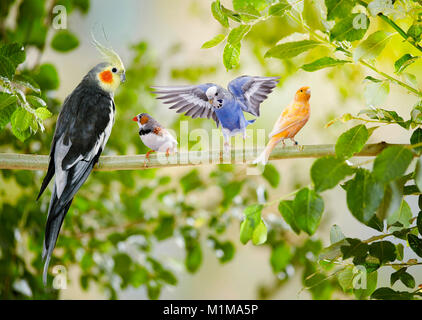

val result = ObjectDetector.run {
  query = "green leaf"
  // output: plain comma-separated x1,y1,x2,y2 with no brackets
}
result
311,156,354,192
345,169,384,224
372,146,414,183
227,24,251,45
325,0,356,20
11,107,32,132
270,242,291,273
371,287,414,300
408,23,422,42
417,211,422,235
265,40,321,59
341,238,369,260
0,43,25,68
293,188,324,235
337,266,354,292
301,57,350,72
330,14,369,42
240,204,262,244
51,30,80,52
407,234,422,258
303,0,325,31
411,128,422,153
376,181,403,222
394,54,420,74
335,125,369,159
354,31,392,62
252,220,267,245
262,163,280,188
278,200,300,234
368,241,396,264
201,34,226,49
34,107,52,121
186,242,202,273
211,1,229,28
153,215,175,241
33,63,59,91
268,1,291,16
330,224,345,244
387,200,412,229
391,268,415,289
0,103,17,131
223,42,241,70
233,0,268,11
180,169,203,194
364,80,389,106
0,55,16,79
0,92,17,110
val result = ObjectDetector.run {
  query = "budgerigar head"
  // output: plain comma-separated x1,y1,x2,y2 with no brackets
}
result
91,35,126,93
206,86,224,108
295,86,311,102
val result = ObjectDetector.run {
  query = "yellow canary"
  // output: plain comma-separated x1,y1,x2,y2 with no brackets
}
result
253,86,311,165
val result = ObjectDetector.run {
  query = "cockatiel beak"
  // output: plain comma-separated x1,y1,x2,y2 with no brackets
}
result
120,72,126,83
132,116,138,122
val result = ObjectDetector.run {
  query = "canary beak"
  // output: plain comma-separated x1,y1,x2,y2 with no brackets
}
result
132,116,138,122
306,88,311,95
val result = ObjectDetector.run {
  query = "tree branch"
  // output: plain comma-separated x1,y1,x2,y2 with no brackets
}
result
0,142,402,171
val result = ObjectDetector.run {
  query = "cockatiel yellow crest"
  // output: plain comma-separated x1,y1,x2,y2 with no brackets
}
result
254,86,311,165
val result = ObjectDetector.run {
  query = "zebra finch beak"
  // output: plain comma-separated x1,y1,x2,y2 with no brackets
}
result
132,116,138,122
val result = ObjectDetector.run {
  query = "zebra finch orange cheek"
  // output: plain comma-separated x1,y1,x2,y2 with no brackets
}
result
99,70,113,83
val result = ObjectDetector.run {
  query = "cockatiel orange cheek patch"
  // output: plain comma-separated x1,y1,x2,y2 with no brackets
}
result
99,70,113,84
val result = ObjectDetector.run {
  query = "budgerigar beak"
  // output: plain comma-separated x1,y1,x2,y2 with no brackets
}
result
120,72,126,83
132,116,138,122
209,99,214,105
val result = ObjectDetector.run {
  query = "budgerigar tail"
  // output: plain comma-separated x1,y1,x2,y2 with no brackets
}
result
252,138,280,165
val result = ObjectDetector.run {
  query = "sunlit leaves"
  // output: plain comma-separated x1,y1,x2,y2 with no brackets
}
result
228,24,251,44
301,57,350,72
262,163,280,188
311,156,354,192
407,23,422,42
387,200,412,229
201,34,226,49
325,0,356,20
363,78,389,106
293,188,324,235
372,146,413,182
335,125,369,159
265,40,321,59
223,42,241,70
268,1,291,16
394,54,420,74
51,30,80,52
330,14,369,42
211,0,229,27
344,169,384,224
354,31,392,62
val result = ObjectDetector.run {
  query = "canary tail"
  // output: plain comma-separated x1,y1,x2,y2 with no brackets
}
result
253,138,280,165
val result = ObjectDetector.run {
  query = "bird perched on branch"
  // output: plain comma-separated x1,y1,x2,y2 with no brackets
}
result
37,37,125,285
152,76,280,152
253,86,311,165
132,113,177,165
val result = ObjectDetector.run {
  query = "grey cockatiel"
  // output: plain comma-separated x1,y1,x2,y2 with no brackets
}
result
37,38,125,285
132,113,177,163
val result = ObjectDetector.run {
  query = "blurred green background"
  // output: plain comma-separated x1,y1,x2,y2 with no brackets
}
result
0,0,421,299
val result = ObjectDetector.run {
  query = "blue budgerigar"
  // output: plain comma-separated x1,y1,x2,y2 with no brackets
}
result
152,75,280,151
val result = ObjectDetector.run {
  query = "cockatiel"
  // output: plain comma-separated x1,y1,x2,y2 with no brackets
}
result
254,86,311,165
132,113,177,164
37,38,125,285
152,76,280,152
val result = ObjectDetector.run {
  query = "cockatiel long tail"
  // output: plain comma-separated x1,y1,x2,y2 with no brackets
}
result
254,86,311,165
37,37,125,285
